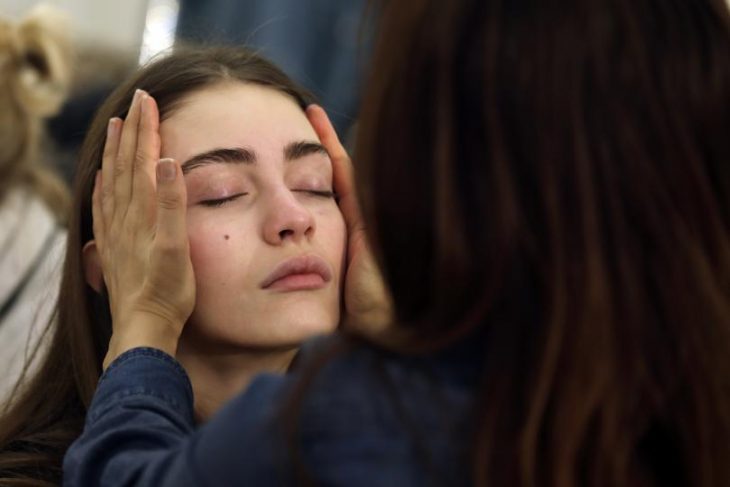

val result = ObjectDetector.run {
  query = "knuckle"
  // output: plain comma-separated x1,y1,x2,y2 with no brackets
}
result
157,192,181,210
113,157,127,177
133,151,147,169
101,183,114,200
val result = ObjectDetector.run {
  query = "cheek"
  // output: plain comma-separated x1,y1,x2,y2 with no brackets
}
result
186,216,256,283
316,209,347,276
187,229,227,280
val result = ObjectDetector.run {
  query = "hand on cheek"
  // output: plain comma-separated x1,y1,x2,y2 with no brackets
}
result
305,105,392,332
92,90,196,369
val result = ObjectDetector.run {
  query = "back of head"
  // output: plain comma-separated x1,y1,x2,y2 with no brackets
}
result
356,0,730,485
0,4,71,217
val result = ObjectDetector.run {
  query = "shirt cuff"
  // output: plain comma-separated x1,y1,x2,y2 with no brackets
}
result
86,347,195,425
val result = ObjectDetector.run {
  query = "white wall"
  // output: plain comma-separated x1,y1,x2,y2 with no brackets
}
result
0,0,149,55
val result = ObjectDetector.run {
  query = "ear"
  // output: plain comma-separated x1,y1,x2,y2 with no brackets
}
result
82,240,104,293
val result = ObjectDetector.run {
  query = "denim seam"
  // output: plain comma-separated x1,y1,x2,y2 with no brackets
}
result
88,388,191,425
102,347,187,379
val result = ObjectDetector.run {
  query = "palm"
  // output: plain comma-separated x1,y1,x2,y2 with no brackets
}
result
344,228,391,329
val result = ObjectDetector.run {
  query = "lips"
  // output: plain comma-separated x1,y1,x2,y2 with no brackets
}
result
260,254,333,291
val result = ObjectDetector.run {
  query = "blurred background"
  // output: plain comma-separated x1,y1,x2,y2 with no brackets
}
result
1,0,371,185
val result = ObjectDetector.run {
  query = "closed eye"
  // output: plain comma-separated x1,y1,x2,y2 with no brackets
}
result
294,190,336,199
199,193,248,207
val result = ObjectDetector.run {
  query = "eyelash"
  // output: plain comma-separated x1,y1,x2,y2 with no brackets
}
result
199,193,248,207
295,190,336,199
199,190,336,208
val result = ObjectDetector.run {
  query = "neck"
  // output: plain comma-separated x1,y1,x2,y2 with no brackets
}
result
176,338,297,423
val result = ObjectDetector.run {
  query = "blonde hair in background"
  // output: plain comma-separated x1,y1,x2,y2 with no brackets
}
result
0,4,72,222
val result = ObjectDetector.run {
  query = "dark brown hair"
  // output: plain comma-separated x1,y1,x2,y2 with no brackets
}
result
353,0,730,486
0,46,313,486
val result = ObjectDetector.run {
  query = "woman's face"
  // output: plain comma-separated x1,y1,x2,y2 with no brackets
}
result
158,82,346,348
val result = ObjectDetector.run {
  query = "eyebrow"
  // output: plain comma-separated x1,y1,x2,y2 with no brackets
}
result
181,148,254,174
180,141,328,175
284,141,328,161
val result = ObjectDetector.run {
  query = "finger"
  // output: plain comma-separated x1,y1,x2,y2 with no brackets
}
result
114,89,146,218
305,104,362,234
155,158,188,251
91,170,105,250
130,94,161,218
101,117,121,223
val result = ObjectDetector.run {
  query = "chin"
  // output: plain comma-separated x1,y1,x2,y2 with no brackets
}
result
255,305,340,345
191,303,340,349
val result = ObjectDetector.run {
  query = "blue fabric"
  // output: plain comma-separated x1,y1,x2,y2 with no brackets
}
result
63,335,481,486
176,0,372,137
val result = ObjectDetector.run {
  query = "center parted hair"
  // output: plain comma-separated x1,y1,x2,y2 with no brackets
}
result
0,46,314,486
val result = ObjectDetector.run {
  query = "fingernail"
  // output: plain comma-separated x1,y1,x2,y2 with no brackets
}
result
157,158,176,182
107,118,115,137
140,94,148,115
133,89,146,105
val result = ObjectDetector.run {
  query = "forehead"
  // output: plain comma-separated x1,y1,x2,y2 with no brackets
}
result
159,82,316,162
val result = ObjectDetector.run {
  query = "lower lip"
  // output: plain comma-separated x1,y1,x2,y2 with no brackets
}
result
266,273,327,291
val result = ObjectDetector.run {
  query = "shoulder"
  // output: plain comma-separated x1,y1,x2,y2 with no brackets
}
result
291,334,399,418
280,334,477,486
293,333,480,413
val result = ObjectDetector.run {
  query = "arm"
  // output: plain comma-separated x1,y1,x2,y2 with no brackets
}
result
64,348,288,486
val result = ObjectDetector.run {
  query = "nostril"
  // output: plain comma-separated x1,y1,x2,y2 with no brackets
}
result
279,229,294,240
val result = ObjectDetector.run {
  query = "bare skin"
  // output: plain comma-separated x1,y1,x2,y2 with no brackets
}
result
93,91,390,370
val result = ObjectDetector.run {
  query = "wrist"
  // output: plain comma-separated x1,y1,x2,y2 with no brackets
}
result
104,312,182,369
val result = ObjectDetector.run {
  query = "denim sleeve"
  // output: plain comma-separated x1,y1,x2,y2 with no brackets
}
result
63,347,289,487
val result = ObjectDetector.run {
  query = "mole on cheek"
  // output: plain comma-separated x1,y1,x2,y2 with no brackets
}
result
224,235,230,240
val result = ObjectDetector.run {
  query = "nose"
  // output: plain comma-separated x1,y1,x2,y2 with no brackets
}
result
262,190,316,245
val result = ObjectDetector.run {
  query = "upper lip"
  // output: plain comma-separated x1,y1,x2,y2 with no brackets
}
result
260,254,333,289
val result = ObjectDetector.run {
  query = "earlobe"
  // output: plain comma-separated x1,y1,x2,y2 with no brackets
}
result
82,240,104,292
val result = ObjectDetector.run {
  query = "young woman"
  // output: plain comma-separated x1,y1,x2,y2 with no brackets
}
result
0,46,348,486
66,0,730,486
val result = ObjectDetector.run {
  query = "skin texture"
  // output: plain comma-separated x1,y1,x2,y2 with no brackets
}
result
90,84,390,419
89,83,350,419
160,83,347,419
161,82,346,349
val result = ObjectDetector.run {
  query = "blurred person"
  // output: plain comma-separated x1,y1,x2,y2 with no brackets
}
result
176,0,372,136
66,0,730,486
0,46,346,486
0,5,71,404
46,44,137,185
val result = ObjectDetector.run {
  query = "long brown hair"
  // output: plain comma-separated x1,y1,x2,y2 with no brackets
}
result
353,0,730,486
0,46,313,486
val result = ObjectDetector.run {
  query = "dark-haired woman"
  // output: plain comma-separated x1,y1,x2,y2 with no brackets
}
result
0,46,356,486
65,0,730,486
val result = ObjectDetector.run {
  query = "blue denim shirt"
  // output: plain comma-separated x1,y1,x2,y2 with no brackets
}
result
63,335,481,486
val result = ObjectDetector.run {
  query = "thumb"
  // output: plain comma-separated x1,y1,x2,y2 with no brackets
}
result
155,158,187,243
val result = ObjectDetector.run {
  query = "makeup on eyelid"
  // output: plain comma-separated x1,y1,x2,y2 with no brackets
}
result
289,174,331,193
157,81,346,364
186,172,333,205
189,187,247,206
